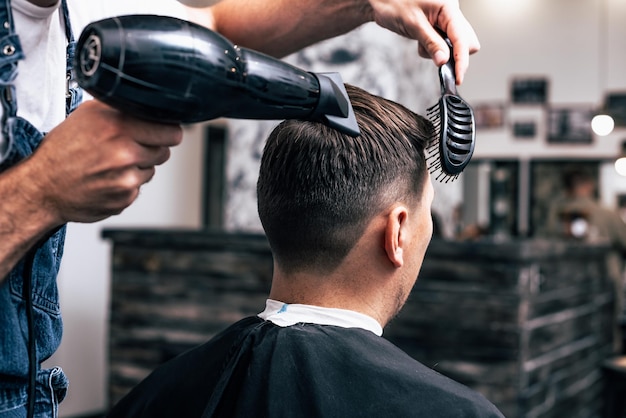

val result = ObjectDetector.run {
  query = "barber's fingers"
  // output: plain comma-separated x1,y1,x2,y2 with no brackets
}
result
125,118,183,148
433,4,480,85
88,100,184,148
410,4,480,85
114,166,157,190
370,0,480,85
411,9,452,64
416,25,479,85
91,166,157,217
134,145,172,169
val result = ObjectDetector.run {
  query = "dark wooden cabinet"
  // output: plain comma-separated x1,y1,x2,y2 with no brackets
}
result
386,238,614,418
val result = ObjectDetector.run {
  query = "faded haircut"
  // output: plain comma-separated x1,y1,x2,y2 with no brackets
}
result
257,84,433,274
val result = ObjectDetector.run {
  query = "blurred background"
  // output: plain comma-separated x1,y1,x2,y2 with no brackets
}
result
46,0,626,416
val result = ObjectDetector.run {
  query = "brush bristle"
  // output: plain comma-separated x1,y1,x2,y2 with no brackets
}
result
426,102,459,183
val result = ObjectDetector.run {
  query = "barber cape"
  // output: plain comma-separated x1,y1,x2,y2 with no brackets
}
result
108,301,504,417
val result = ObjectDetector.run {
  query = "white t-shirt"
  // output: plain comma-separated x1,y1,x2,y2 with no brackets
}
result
11,0,187,132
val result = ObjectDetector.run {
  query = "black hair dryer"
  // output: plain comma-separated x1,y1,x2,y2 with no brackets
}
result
74,14,360,136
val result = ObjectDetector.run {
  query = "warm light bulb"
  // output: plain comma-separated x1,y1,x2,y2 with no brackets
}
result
615,157,626,177
591,114,615,136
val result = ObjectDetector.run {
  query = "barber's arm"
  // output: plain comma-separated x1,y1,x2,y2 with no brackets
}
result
0,163,58,283
0,101,182,283
184,0,480,85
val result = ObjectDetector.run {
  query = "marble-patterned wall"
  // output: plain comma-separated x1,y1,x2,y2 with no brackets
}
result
223,23,463,234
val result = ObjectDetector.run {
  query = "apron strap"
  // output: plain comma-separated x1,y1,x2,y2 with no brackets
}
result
60,0,82,116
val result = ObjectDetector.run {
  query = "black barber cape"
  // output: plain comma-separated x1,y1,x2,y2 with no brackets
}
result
108,316,504,417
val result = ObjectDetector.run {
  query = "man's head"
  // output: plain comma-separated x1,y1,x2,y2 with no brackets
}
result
562,166,596,199
257,84,433,281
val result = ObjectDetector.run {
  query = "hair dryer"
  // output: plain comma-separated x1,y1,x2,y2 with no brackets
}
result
74,14,359,136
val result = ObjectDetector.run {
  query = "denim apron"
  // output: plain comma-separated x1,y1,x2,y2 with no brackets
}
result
0,0,82,416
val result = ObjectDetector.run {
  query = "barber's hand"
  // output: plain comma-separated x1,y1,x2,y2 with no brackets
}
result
28,100,183,225
368,0,480,84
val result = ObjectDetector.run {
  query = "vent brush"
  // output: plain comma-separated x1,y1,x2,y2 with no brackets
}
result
426,29,476,183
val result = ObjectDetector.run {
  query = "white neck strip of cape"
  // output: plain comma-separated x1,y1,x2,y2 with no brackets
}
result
258,299,383,336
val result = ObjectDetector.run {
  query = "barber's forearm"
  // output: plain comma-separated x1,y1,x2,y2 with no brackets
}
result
0,232,39,285
0,163,60,284
186,0,372,57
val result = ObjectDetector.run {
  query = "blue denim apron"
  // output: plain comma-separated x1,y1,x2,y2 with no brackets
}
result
0,0,82,416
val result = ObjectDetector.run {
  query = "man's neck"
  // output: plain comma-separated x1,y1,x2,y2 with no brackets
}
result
268,272,392,328
26,0,58,7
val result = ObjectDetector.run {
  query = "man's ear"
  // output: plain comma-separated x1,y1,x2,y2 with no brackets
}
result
384,205,409,268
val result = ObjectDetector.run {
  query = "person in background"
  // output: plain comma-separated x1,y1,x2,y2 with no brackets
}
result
107,84,504,418
0,0,479,415
544,166,626,353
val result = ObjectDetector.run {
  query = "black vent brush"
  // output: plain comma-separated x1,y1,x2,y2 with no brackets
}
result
426,29,476,183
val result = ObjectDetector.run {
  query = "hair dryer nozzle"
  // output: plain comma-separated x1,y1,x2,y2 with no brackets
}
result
311,73,360,137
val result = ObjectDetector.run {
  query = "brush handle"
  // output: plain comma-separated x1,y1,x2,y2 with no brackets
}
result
435,28,458,96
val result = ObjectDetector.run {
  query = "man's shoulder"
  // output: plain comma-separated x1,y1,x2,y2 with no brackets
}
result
261,324,504,417
107,316,263,417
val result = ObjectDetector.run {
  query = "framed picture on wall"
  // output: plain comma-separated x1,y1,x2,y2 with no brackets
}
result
605,92,626,127
511,77,549,104
547,107,593,144
474,103,505,130
512,121,536,138
508,105,545,141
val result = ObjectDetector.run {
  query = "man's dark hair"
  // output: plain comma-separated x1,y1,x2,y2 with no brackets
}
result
257,84,433,274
